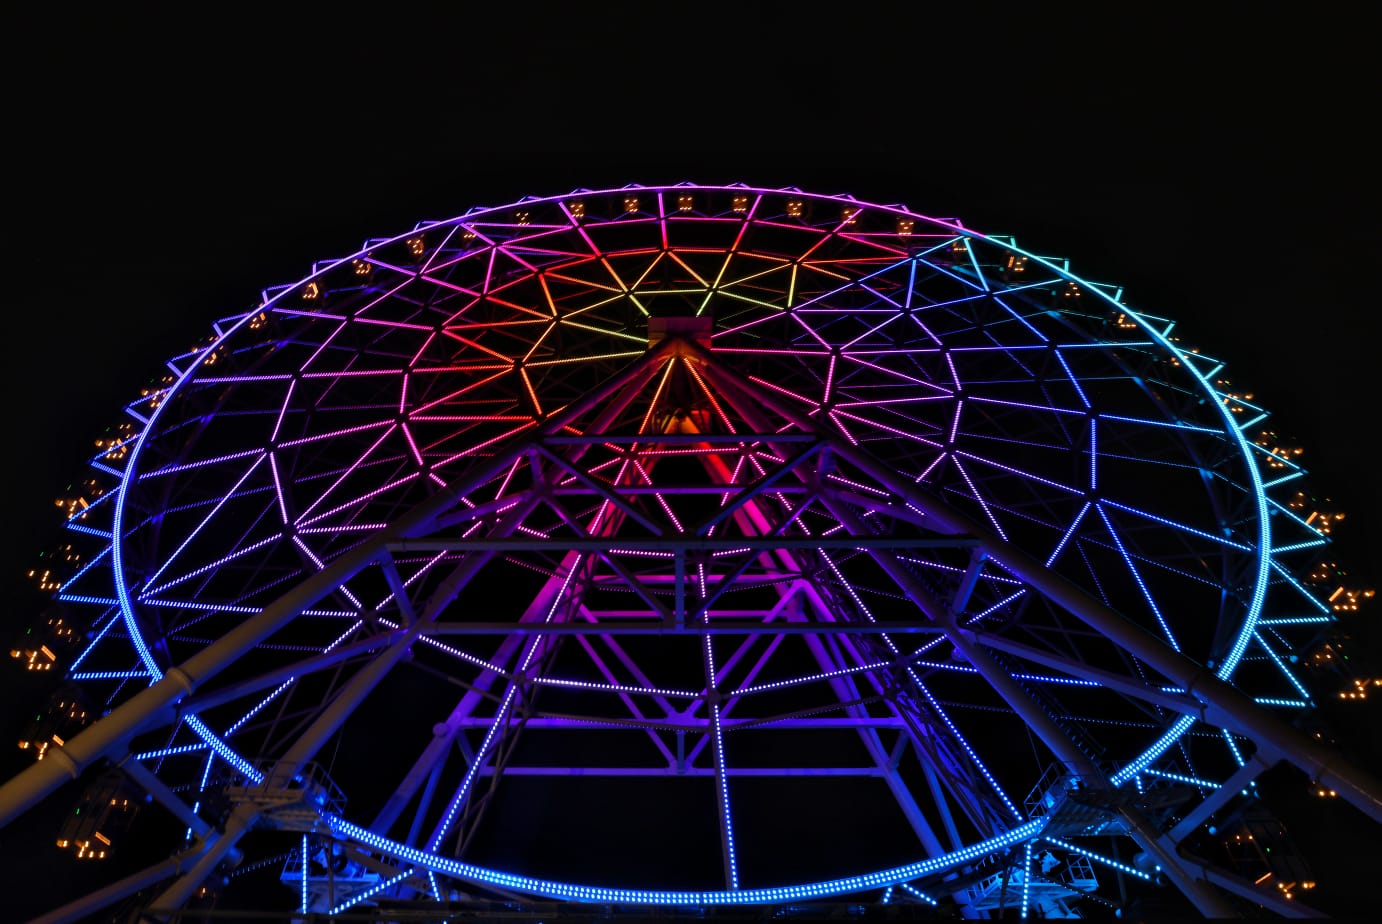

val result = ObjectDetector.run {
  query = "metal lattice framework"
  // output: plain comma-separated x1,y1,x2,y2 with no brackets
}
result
4,183,1378,920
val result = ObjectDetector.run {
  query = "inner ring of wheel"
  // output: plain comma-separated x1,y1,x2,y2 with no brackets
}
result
107,184,1270,901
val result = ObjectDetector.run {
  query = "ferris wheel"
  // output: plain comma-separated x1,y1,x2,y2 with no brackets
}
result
3,183,1378,920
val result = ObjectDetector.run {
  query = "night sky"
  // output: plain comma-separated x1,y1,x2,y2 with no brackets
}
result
2,5,1379,919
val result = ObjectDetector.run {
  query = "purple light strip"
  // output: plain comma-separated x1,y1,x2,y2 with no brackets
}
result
826,410,860,446
1040,500,1091,571
839,310,908,354
143,534,279,598
533,675,700,700
270,452,290,523
1052,349,1092,410
941,403,965,457
829,407,944,448
292,423,399,526
297,523,391,535
952,450,1083,498
838,353,954,394
729,658,892,697
434,419,538,468
966,395,1088,418
226,618,367,736
275,418,395,452
141,455,268,592
136,446,267,480
944,351,962,390
297,538,363,608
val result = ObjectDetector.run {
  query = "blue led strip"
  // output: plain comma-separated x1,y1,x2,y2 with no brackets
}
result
1269,559,1332,615
1110,716,1194,784
1042,836,1152,881
300,834,309,914
1020,841,1033,919
1253,631,1313,701
1096,504,1180,653
186,752,215,843
323,814,1046,905
330,868,412,915
1097,498,1253,552
704,631,739,889
1140,767,1219,789
899,883,938,906
1271,539,1328,554
1029,276,1274,687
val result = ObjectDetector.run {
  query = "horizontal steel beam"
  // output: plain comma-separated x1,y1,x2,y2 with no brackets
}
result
469,766,889,777
389,535,979,553
540,433,821,445
426,717,914,731
418,620,949,636
552,484,810,495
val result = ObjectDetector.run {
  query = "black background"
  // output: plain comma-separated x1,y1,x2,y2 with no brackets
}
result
2,4,1379,919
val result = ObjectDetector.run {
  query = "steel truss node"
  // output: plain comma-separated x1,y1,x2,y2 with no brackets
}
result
4,183,1379,921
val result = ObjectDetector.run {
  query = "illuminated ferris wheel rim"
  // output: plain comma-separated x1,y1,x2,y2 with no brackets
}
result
74,181,1306,907
110,180,1274,683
